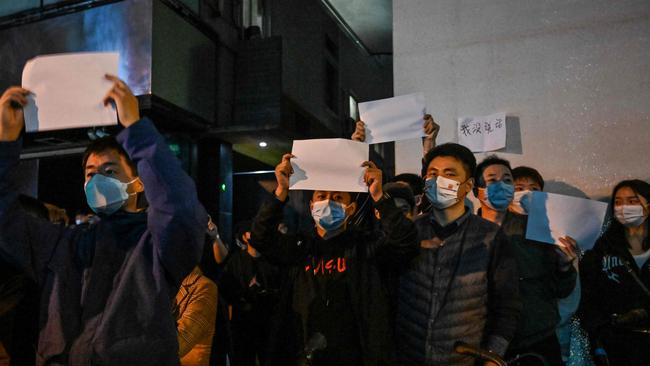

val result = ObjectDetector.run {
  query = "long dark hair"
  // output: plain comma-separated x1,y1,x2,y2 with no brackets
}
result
603,179,650,251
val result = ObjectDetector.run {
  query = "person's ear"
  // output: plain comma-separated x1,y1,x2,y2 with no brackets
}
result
131,177,145,193
464,177,474,195
309,200,314,212
374,208,381,220
346,202,357,217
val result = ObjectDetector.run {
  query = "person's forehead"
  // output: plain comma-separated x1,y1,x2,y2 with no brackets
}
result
85,149,123,168
312,190,352,199
483,164,511,177
514,177,540,186
428,155,463,170
615,186,639,199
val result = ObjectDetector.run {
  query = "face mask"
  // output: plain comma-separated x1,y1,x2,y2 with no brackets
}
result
510,190,533,215
614,205,647,227
480,181,515,211
85,174,139,215
311,199,348,232
425,176,461,210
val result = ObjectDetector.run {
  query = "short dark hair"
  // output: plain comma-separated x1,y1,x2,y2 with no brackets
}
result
384,182,415,212
391,173,424,196
473,155,512,194
82,136,137,176
421,143,476,181
512,166,545,190
604,179,650,251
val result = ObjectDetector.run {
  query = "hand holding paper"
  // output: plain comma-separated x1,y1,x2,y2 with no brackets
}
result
0,87,30,141
274,153,295,202
362,161,383,202
103,74,140,127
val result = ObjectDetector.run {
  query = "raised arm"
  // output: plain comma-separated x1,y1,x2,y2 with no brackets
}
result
250,154,308,265
0,87,63,282
106,75,208,285
362,161,418,265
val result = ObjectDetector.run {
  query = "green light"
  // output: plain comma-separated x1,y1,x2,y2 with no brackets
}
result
221,183,226,192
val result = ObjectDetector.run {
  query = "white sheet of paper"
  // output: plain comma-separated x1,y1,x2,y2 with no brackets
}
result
457,112,506,152
358,93,427,144
289,139,369,192
22,52,119,132
526,191,608,250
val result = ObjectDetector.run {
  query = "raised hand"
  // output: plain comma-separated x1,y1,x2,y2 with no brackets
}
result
103,74,140,128
362,161,383,202
351,120,366,142
274,153,295,202
423,114,440,138
0,87,30,141
556,236,579,272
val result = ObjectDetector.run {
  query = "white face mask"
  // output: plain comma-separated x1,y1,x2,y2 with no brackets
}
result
510,190,533,215
614,205,648,227
424,176,461,210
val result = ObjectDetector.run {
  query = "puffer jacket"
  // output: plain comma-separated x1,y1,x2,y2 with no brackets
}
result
396,211,521,366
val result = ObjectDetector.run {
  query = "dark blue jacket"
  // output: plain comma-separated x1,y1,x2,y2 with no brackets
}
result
0,119,208,366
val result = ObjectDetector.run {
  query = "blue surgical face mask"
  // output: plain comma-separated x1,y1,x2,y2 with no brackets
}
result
424,176,461,210
311,199,348,233
480,181,515,211
84,174,139,215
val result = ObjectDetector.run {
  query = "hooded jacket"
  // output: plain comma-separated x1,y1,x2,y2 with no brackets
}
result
250,195,418,366
0,119,208,366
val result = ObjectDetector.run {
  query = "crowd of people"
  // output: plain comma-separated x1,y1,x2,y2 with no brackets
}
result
0,78,648,366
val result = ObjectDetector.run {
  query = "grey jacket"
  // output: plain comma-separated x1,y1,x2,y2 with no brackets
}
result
396,211,521,366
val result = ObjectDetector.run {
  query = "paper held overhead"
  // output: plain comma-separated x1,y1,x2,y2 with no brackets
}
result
457,112,506,152
289,139,369,193
525,191,608,250
21,52,119,133
358,92,427,144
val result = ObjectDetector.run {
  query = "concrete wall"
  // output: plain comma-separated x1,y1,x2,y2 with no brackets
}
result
393,0,650,199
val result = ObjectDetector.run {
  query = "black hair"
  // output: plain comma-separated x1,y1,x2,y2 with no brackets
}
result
81,136,137,176
384,182,415,212
512,166,545,190
603,179,650,251
473,155,512,196
392,173,424,196
421,143,476,181
234,220,253,241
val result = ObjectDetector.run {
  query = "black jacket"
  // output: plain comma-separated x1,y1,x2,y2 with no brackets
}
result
250,196,418,366
578,225,650,362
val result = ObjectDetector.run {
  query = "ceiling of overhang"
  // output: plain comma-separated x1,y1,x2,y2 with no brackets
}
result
321,0,392,55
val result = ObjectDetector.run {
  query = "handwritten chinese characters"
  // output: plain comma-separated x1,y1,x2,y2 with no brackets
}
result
458,112,507,152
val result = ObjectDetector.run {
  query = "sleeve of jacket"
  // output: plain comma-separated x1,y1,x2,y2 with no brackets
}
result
177,277,218,357
484,229,522,356
0,139,63,283
250,197,309,266
554,259,577,299
372,196,419,267
116,118,208,285
577,249,609,340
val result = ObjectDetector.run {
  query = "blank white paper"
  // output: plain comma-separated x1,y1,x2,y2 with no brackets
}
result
358,93,427,144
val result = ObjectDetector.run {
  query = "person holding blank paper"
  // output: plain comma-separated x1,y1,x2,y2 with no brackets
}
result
0,76,208,366
249,154,418,366
578,180,650,366
474,156,577,366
